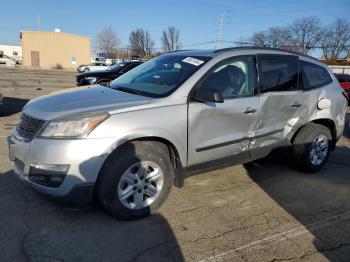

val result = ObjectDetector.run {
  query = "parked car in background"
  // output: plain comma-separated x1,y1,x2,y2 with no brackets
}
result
105,58,123,65
8,48,347,220
0,54,16,65
0,88,3,106
77,62,109,73
76,61,143,86
335,73,350,103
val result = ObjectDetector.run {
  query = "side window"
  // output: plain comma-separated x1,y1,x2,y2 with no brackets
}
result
198,56,255,98
259,55,299,92
301,61,333,90
122,64,137,73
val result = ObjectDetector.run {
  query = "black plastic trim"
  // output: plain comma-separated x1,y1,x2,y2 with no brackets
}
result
195,128,284,152
38,183,95,209
196,137,248,152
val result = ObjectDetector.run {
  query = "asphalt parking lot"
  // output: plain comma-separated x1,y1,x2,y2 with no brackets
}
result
1,67,350,262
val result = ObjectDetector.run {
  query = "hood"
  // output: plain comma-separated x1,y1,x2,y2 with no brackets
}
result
24,85,152,120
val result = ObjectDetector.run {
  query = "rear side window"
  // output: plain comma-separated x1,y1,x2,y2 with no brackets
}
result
123,63,139,73
259,55,299,92
301,61,332,90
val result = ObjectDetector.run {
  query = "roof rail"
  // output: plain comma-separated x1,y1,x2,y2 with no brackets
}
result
167,49,194,53
213,46,319,62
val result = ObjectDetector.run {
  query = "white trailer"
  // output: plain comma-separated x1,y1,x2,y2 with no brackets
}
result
0,44,22,64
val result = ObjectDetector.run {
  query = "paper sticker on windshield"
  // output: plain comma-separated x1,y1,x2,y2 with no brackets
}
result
182,57,204,66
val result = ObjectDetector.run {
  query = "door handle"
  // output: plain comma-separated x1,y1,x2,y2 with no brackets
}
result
244,107,257,114
291,102,302,108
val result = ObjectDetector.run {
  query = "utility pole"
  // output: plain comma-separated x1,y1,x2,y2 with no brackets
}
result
37,13,41,31
215,10,224,49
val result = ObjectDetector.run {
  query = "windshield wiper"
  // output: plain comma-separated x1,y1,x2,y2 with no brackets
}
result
116,86,143,96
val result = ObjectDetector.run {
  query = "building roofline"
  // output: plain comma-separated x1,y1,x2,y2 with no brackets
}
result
20,31,91,40
0,44,21,47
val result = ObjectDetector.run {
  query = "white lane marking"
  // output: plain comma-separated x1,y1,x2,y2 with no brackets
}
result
199,210,350,262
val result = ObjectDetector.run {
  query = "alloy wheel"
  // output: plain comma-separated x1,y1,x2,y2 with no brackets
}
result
117,161,164,209
309,134,329,166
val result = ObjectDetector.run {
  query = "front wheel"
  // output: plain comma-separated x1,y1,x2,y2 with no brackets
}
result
97,141,173,220
292,123,332,172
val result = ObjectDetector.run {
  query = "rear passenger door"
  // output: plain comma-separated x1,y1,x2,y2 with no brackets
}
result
250,54,305,159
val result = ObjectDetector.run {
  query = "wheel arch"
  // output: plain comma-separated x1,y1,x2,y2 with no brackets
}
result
291,118,337,150
97,136,186,189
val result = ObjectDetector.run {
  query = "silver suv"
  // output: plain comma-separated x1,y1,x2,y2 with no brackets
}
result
8,48,348,220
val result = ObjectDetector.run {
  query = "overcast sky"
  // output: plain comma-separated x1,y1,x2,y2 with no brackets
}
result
1,0,349,55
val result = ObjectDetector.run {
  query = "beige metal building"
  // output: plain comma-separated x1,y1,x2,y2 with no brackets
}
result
21,31,91,69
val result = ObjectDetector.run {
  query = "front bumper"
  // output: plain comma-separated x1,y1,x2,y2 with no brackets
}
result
8,135,117,206
76,78,95,86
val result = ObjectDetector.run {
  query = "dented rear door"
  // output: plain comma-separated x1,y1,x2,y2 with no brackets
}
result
250,54,306,159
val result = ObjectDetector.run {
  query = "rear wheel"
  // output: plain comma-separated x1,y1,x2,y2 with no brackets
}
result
292,123,332,172
97,141,173,220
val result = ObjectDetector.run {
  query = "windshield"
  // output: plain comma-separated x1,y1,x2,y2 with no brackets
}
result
107,62,127,71
110,55,211,98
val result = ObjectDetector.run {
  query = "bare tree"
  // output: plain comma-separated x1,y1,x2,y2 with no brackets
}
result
251,31,268,46
251,27,294,48
289,17,324,54
97,26,120,58
266,27,293,48
161,26,181,52
322,18,350,60
129,28,155,58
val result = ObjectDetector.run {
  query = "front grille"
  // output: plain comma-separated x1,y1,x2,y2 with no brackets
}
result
16,113,46,141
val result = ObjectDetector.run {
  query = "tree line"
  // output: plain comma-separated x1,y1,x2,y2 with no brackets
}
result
97,17,350,61
246,17,350,61
97,26,181,59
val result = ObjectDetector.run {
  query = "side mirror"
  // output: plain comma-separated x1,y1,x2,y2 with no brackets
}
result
192,89,224,103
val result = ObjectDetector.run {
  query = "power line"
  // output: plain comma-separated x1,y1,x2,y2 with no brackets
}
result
215,10,225,49
182,41,216,47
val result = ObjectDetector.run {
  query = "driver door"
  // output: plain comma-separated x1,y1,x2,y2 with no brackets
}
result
187,55,261,167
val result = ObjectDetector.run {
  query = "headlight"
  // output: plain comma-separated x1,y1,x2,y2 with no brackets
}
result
85,77,97,84
38,113,109,139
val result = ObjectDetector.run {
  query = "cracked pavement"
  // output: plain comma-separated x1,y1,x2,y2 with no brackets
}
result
0,67,350,261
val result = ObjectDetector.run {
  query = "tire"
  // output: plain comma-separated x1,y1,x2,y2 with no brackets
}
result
292,123,332,173
97,141,173,220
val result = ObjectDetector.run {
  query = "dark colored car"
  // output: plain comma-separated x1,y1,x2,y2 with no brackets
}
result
335,73,350,103
76,61,143,86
